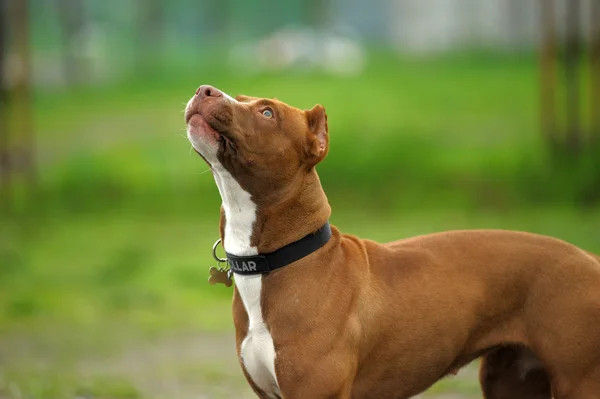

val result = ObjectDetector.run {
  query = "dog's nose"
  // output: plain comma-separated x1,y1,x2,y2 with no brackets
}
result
196,85,223,100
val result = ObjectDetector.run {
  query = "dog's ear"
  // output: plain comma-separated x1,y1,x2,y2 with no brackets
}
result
304,104,329,166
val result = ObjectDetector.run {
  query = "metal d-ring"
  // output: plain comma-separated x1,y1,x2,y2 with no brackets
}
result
212,238,228,264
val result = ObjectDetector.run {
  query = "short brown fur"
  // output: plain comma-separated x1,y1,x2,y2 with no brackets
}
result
185,87,600,399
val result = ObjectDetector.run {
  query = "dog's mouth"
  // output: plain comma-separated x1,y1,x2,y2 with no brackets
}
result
187,112,236,148
184,110,198,125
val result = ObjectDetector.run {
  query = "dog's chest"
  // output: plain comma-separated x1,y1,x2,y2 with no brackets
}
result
213,167,280,396
235,275,280,397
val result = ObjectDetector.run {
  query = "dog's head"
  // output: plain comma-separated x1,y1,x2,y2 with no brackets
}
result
185,85,328,202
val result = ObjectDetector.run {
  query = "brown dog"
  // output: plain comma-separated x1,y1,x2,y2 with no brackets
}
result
184,85,600,399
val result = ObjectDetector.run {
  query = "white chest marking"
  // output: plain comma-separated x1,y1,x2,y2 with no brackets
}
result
187,92,280,397
213,167,280,397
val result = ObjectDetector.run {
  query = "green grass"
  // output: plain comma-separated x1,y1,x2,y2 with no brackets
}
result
4,207,600,332
23,51,557,215
24,51,596,215
2,208,599,398
1,52,599,398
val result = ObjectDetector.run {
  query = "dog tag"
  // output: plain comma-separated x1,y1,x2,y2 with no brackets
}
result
208,266,233,287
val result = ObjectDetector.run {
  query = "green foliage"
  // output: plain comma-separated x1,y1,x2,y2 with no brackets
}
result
0,371,142,399
22,51,592,215
21,51,596,215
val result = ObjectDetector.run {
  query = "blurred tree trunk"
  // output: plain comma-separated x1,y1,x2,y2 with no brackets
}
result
137,0,164,72
0,0,9,209
564,0,582,153
539,0,557,150
583,0,600,204
56,0,86,85
591,0,600,145
538,0,599,204
10,0,35,189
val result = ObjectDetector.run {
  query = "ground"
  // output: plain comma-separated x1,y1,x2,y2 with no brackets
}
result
0,328,481,399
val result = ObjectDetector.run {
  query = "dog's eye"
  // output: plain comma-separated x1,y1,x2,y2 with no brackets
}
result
261,109,274,119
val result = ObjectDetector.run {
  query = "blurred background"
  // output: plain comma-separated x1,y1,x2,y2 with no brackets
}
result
0,0,599,398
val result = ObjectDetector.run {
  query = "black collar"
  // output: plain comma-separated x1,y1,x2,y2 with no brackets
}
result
226,222,332,275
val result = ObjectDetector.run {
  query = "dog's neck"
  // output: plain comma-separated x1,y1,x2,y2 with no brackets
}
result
215,166,331,256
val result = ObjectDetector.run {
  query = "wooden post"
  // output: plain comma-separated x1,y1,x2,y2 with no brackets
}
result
0,0,10,209
564,0,582,153
539,0,558,149
590,0,600,145
11,0,35,188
